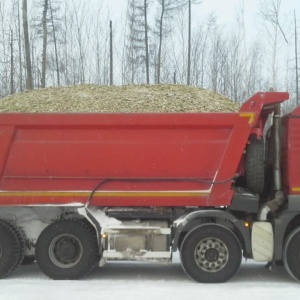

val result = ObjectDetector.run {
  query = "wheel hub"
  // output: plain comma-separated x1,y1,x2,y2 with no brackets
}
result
49,234,83,268
205,248,219,262
56,239,78,261
194,238,229,272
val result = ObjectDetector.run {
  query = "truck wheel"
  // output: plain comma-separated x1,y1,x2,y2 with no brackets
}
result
283,228,300,282
36,219,100,279
0,220,21,278
180,224,242,283
2,220,26,269
12,226,26,268
246,136,265,194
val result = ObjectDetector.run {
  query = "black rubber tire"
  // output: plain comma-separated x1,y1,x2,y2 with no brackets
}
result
180,224,242,283
2,220,26,269
12,226,26,268
0,220,22,278
283,228,300,282
246,136,265,194
36,219,99,280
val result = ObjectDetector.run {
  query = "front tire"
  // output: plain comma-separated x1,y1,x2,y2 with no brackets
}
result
180,224,242,283
283,228,300,282
36,219,100,279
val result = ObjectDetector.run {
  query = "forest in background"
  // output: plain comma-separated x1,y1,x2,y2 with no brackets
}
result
0,0,299,110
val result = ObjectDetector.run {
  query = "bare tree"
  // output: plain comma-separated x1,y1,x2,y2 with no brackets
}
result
22,0,33,89
295,10,299,105
186,0,201,85
260,0,288,90
155,0,184,83
110,20,113,85
195,15,214,87
15,0,23,92
0,0,293,94
61,1,70,85
41,0,48,88
227,4,248,101
187,0,191,85
125,0,146,84
71,1,90,84
49,0,60,86
90,2,110,85
0,1,8,96
207,19,225,92
10,29,15,94
144,0,150,83
245,41,264,97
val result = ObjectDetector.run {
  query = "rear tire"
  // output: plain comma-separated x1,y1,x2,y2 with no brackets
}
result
2,220,26,269
246,136,265,194
36,219,100,279
180,224,242,283
283,228,300,282
0,220,22,278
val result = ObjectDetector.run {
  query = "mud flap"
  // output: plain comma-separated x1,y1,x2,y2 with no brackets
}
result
251,222,274,261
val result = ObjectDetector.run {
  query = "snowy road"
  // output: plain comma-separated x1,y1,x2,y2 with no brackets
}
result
0,254,299,300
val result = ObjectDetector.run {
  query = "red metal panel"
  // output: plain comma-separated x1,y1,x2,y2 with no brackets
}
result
0,126,15,178
282,109,300,195
0,113,248,207
5,126,230,178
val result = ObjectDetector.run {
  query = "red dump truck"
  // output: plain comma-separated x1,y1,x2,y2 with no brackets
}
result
0,91,300,283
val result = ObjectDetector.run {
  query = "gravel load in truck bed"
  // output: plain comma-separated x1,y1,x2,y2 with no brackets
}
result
0,84,240,113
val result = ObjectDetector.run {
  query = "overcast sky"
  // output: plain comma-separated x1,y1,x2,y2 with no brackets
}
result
107,0,300,35
107,1,300,19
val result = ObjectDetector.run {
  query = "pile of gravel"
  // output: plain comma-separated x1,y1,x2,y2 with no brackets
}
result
0,84,240,113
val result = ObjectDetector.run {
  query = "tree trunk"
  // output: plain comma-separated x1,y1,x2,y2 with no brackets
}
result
10,30,14,95
157,0,165,84
144,0,149,84
17,0,23,91
110,20,113,85
41,0,48,88
187,0,191,85
22,0,33,89
49,0,60,86
295,10,299,105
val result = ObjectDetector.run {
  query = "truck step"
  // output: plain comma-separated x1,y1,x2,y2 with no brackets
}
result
103,250,171,261
102,226,171,235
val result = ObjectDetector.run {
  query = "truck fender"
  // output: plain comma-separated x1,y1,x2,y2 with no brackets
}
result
172,210,251,255
77,207,101,247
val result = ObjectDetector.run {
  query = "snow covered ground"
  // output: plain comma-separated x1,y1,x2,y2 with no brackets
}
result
0,254,299,300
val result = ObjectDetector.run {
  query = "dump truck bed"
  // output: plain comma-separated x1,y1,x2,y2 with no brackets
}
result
0,92,289,207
